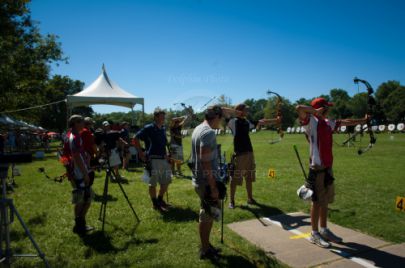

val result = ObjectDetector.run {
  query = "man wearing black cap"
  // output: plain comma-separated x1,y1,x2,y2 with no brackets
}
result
297,98,368,248
133,108,172,212
227,103,280,208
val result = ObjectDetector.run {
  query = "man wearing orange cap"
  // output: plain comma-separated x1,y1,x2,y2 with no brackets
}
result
296,98,368,248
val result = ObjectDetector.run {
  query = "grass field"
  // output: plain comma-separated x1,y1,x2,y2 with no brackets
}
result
5,132,405,267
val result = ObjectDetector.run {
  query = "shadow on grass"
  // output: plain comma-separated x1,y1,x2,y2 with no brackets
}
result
93,193,118,202
173,174,192,180
331,242,404,268
239,202,311,230
81,231,158,254
215,243,279,268
27,212,47,225
161,206,198,223
238,202,284,226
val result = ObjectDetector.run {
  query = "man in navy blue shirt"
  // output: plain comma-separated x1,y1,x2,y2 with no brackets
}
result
133,108,172,212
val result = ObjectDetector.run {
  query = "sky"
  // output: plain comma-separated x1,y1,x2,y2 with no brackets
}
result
29,0,405,114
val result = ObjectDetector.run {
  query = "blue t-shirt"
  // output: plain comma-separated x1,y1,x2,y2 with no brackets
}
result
135,123,167,157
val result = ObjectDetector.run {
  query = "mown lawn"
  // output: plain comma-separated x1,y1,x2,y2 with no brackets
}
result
6,132,405,267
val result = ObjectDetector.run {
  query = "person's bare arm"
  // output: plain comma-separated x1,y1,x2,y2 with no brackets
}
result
221,107,241,118
200,146,219,200
132,138,146,161
295,105,327,121
340,116,368,127
258,117,281,126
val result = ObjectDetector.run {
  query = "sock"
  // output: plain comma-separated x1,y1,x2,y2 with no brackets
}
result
151,197,158,206
320,227,327,233
312,230,319,235
157,195,163,203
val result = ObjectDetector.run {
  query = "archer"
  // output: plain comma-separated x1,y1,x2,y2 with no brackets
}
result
296,97,369,248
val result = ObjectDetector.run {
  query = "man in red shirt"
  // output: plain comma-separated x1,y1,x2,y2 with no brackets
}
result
81,117,97,159
296,98,368,248
67,115,94,235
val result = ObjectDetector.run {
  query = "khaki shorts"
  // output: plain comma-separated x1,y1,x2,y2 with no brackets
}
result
195,186,214,223
149,159,172,187
312,169,335,206
231,152,256,185
72,187,94,204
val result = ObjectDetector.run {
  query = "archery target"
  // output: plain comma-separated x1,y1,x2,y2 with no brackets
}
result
287,127,291,133
388,124,395,131
301,126,305,133
295,127,300,133
340,126,347,132
378,125,386,132
362,124,368,131
291,127,295,133
355,124,362,132
397,123,405,131
372,125,378,132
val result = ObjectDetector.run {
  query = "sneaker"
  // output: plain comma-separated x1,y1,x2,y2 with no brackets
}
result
247,198,258,205
228,201,235,209
209,243,222,254
320,228,343,244
310,232,331,248
199,247,220,260
158,198,171,209
84,225,95,232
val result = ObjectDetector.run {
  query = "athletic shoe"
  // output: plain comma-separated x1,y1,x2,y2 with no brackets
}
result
320,228,343,244
199,247,220,260
247,198,258,205
310,232,331,248
84,225,95,232
228,201,235,209
209,243,222,254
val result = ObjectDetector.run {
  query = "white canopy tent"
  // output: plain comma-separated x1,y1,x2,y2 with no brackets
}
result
66,65,144,123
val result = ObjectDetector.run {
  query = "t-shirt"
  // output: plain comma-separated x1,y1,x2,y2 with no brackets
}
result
170,126,183,146
228,117,254,153
135,123,167,157
69,131,90,184
191,122,219,187
301,114,340,168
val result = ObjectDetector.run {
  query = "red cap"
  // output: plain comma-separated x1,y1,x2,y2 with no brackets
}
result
311,98,333,109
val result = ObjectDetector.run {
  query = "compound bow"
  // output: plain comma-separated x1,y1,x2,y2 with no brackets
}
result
266,90,284,144
353,77,377,155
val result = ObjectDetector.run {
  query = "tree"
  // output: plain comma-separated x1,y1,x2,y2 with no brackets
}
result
38,75,92,131
0,0,66,122
216,94,232,107
329,88,352,119
244,98,266,123
383,86,405,122
263,96,296,128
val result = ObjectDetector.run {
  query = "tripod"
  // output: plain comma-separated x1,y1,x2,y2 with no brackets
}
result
98,156,140,232
0,165,50,267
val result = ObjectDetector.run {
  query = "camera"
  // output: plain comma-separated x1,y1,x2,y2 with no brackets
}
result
94,129,125,150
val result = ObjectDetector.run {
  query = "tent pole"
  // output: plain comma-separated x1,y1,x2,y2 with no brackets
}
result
131,107,135,126
66,101,70,129
142,104,145,126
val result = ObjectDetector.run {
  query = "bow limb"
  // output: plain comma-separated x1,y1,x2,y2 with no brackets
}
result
353,77,377,155
266,90,284,144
